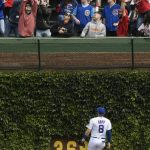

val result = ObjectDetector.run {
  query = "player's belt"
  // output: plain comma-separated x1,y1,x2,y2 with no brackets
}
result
91,137,106,142
91,137,98,138
91,137,106,139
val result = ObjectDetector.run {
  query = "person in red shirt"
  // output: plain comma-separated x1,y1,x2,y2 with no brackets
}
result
18,0,38,37
135,0,150,28
135,0,150,14
117,8,129,36
4,0,14,18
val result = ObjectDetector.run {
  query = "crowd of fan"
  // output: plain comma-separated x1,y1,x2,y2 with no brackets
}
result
0,0,150,38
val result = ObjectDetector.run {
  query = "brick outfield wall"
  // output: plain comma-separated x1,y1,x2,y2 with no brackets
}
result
0,52,150,70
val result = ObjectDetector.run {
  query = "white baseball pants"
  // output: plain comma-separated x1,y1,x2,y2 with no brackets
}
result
88,137,105,150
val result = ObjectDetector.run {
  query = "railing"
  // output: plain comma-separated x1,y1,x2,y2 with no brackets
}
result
0,37,150,70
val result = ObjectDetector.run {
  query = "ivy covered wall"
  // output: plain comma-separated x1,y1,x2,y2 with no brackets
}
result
0,71,150,150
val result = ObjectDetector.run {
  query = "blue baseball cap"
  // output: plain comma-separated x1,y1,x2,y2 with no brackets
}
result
97,107,105,114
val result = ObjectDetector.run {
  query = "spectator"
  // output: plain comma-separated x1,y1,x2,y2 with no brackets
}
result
55,2,61,14
4,0,14,19
123,0,132,12
58,0,78,22
117,8,129,36
81,12,106,37
135,0,150,29
5,0,21,37
128,2,138,36
103,0,121,36
18,0,38,37
51,12,74,37
0,0,5,36
36,0,52,37
138,12,150,37
96,0,101,7
49,0,61,21
72,0,94,35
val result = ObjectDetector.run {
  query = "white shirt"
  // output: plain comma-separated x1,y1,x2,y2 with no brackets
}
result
86,116,112,139
138,23,150,37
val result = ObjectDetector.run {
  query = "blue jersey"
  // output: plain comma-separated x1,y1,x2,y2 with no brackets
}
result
103,3,121,31
60,0,78,15
0,1,4,19
73,4,94,30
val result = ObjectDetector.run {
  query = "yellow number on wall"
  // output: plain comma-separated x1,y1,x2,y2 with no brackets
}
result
79,141,88,150
54,141,63,150
67,141,77,150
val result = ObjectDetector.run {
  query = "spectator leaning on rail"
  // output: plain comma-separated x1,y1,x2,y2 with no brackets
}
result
80,12,106,37
5,0,21,37
36,0,52,37
51,12,75,37
18,0,38,37
72,0,94,36
103,0,121,36
0,0,5,36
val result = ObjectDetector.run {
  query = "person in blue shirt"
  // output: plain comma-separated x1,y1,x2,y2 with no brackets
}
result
103,0,121,36
72,0,94,36
0,0,5,36
58,0,78,22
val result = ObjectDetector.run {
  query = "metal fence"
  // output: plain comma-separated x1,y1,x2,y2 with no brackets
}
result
0,37,150,70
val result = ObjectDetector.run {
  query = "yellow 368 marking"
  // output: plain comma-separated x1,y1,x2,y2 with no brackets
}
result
67,141,77,150
53,140,88,150
79,141,88,150
54,141,63,150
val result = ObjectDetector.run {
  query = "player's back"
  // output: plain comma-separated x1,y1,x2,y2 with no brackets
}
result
87,116,112,139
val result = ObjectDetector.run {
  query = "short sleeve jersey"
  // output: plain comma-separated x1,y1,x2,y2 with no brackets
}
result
86,116,112,139
73,4,94,30
103,3,121,31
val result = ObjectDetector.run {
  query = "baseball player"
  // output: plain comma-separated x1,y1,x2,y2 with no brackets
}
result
79,107,112,150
